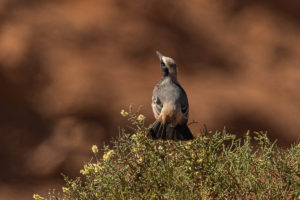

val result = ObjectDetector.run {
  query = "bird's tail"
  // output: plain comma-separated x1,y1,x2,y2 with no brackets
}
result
147,121,194,140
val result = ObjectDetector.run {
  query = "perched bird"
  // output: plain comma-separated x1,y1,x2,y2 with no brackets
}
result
147,51,194,140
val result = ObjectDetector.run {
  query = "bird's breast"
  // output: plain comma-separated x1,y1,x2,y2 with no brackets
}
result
159,101,184,125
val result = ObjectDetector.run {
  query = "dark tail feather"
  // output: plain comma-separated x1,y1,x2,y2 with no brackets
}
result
147,121,164,139
176,123,194,140
147,121,194,140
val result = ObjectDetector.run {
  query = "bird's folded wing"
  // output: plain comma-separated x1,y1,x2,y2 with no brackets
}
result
152,95,163,117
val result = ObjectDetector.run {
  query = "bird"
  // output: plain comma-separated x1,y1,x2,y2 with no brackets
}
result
147,51,194,140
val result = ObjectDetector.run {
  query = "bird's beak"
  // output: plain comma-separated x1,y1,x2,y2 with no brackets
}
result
156,51,163,60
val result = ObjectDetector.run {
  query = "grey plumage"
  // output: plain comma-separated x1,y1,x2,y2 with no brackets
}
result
147,51,193,140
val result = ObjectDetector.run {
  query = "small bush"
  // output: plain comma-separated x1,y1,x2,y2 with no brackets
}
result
35,108,299,200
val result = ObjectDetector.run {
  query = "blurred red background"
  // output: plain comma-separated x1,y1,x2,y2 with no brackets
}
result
0,0,299,199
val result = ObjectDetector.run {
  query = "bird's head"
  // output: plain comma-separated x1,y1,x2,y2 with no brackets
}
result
156,51,177,81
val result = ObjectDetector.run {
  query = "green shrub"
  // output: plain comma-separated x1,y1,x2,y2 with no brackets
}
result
34,108,299,200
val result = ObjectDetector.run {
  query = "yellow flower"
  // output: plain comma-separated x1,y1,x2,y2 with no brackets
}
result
184,141,192,150
93,163,103,173
168,152,174,156
257,159,264,163
80,163,103,174
137,114,145,121
92,145,98,154
131,134,137,141
103,150,114,161
33,194,44,200
62,187,71,195
71,182,77,189
197,159,203,163
80,164,89,175
158,145,163,151
120,109,128,117
137,157,143,164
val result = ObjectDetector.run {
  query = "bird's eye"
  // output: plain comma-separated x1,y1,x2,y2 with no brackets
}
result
161,61,165,67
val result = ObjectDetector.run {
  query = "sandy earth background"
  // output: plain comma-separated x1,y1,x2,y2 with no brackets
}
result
0,0,300,199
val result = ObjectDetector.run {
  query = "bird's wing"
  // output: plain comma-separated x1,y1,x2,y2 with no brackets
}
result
181,101,189,119
179,89,189,120
152,95,163,118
